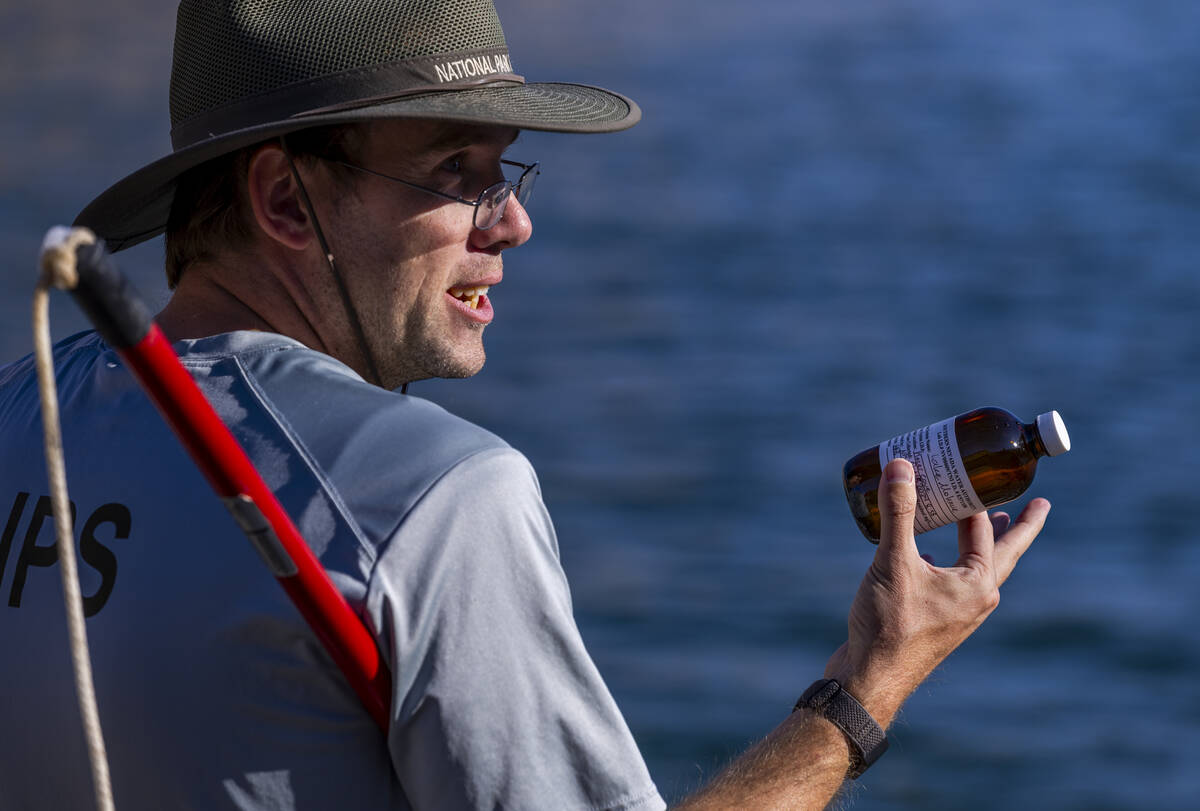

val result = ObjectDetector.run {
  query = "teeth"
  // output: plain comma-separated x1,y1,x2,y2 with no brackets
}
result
449,285,489,309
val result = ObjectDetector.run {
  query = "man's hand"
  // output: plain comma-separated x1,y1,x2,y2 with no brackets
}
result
674,457,1051,809
824,457,1051,726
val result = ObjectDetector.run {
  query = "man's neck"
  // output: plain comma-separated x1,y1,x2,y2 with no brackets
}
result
155,257,328,356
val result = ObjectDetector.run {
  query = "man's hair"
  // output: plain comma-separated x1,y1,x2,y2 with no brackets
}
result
163,124,363,288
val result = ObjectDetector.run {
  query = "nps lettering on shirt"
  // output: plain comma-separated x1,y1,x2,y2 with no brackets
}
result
0,491,130,617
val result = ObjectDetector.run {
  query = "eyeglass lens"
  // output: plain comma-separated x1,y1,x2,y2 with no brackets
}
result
476,165,537,230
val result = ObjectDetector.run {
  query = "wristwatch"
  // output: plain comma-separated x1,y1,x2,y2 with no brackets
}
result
794,679,889,779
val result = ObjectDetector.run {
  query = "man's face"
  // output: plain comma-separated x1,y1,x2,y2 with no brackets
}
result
313,119,532,388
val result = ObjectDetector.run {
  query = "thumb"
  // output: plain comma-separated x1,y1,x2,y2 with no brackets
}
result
876,458,919,570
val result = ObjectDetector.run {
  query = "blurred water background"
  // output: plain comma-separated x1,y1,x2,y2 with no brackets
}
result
3,0,1199,807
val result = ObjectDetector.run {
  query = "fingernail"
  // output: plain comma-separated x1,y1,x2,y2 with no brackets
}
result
887,460,914,483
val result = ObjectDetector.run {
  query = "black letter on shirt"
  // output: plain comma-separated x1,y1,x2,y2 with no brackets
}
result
1,492,30,584
80,503,130,617
8,496,76,608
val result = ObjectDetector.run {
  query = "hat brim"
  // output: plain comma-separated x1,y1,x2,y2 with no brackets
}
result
75,81,640,252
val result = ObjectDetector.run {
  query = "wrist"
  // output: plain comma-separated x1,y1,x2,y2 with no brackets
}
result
794,678,889,779
823,660,911,729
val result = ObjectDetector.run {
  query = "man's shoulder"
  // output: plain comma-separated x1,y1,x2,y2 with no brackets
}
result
0,329,105,383
180,330,508,448
0,330,109,420
179,331,516,541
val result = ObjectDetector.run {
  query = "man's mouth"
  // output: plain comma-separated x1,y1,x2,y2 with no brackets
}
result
448,285,489,310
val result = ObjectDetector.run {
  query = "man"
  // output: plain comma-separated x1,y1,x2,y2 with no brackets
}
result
0,1,1050,809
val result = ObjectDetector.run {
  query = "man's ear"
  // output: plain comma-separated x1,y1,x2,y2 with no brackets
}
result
246,143,313,251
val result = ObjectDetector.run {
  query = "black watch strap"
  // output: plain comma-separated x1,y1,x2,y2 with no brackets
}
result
794,679,889,779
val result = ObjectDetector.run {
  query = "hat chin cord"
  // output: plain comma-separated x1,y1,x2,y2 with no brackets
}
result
280,140,386,389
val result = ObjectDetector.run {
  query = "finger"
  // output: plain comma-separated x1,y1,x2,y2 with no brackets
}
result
875,458,919,573
990,511,1011,536
993,498,1051,586
955,510,997,572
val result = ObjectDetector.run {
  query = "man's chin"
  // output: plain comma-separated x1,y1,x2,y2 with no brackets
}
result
438,361,484,381
389,346,486,388
438,346,487,380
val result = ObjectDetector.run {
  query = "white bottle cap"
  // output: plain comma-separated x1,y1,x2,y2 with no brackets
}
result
1035,411,1071,456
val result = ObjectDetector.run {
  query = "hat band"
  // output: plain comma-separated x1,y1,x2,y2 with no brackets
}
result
170,47,521,151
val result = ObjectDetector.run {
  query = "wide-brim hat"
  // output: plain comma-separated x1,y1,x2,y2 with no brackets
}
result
75,0,640,252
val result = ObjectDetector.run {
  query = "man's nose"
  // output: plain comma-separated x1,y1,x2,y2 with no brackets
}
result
470,194,532,253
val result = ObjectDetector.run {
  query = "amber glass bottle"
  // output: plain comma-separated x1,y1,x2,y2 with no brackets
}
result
843,407,1070,542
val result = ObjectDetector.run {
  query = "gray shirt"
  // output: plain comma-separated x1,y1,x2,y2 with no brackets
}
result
0,330,665,811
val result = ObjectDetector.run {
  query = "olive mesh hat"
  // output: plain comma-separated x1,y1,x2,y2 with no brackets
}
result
75,0,641,252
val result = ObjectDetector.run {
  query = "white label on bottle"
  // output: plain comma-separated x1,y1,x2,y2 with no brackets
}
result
879,417,985,534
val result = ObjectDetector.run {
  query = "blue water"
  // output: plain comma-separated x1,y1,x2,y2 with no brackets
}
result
4,1,1199,807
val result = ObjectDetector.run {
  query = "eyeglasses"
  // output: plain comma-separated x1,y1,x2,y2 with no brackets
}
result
320,157,539,230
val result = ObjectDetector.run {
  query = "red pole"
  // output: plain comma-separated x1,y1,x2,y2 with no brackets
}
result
66,236,391,731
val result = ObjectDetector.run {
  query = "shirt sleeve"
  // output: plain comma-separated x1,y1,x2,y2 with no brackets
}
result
365,447,665,811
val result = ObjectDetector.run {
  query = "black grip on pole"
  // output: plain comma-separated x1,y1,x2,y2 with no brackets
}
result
70,240,154,349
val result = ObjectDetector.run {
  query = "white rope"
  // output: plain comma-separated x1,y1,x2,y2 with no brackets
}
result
34,226,116,811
